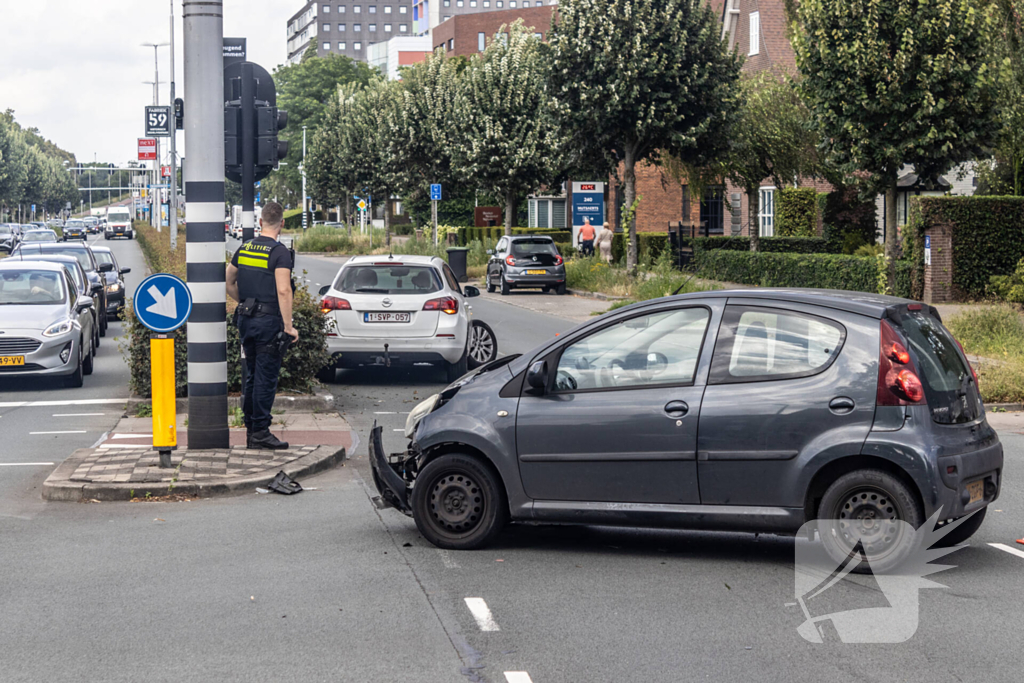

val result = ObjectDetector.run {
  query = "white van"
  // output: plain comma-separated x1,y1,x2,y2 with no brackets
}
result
105,207,134,240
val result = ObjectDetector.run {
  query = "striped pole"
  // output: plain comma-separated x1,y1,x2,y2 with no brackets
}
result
183,0,229,449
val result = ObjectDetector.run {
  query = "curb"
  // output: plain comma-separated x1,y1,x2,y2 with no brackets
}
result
42,444,347,502
566,288,627,302
989,402,1024,412
126,389,336,414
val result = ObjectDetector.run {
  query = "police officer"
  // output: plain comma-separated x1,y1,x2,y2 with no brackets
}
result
225,201,298,450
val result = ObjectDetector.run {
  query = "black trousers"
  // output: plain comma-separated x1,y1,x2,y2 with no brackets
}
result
580,239,595,257
238,314,283,432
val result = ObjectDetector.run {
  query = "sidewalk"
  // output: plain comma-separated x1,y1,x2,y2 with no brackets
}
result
42,408,355,502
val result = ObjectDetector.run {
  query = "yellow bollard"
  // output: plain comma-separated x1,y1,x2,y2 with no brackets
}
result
150,334,177,466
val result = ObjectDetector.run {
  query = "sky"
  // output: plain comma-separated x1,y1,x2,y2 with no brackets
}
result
0,0,293,166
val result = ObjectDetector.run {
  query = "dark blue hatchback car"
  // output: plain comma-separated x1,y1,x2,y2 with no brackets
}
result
371,289,1002,572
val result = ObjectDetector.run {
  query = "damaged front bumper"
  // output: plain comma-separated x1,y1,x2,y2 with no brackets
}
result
368,423,415,515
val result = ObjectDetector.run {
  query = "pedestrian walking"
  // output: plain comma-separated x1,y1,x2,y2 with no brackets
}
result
225,201,298,450
596,222,614,264
578,217,596,257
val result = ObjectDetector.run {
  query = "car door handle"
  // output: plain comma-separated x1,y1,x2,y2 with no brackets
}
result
665,401,689,417
829,397,856,414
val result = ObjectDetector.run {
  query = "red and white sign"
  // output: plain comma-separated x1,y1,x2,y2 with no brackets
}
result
161,165,171,178
138,138,157,161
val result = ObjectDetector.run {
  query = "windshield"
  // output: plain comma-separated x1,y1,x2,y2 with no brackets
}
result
23,231,57,242
898,311,982,424
336,265,442,295
512,239,558,257
0,269,67,305
108,211,131,222
66,221,85,228
0,226,11,234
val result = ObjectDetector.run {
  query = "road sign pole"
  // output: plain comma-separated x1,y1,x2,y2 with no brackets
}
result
432,199,438,246
183,0,229,450
151,333,177,467
169,0,178,251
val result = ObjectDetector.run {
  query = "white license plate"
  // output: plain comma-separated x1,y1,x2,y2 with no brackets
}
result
364,312,411,323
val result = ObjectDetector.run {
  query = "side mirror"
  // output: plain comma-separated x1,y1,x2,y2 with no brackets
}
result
90,283,103,295
98,263,114,273
318,285,330,297
526,360,548,392
120,267,131,275
463,285,480,298
486,249,494,256
75,295,94,313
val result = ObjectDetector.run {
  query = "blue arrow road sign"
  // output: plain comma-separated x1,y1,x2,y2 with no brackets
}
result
133,273,193,333
430,184,442,201
256,192,261,203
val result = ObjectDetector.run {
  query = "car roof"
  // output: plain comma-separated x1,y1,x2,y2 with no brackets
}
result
659,287,916,319
344,255,443,266
508,234,555,240
23,242,89,250
89,245,112,253
0,259,67,273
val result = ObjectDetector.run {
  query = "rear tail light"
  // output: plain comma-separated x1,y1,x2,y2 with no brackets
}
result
321,296,351,313
953,337,979,388
423,296,459,315
505,255,516,266
877,319,926,406
554,254,563,266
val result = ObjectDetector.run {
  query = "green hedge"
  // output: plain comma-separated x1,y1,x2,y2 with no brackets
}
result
911,196,1024,298
685,236,835,256
776,187,819,237
454,226,570,244
696,249,914,298
283,209,327,231
611,232,670,264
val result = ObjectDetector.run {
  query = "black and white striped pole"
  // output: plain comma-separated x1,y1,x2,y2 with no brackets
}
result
183,0,229,449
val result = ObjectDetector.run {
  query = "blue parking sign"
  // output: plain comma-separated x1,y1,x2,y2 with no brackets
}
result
430,184,442,201
133,273,193,333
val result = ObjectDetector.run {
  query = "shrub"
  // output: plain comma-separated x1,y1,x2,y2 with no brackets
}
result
611,232,670,265
776,187,818,237
988,256,1024,303
820,185,878,253
686,236,834,258
853,243,885,258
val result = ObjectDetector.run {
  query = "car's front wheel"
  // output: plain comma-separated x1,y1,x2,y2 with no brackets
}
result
412,453,508,550
818,469,923,574
64,347,84,388
486,270,496,294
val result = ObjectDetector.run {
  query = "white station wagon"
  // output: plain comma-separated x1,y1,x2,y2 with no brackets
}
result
317,255,497,382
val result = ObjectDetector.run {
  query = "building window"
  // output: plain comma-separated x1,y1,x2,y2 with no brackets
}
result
354,23,361,31
457,0,464,6
384,5,392,12
354,41,362,50
338,41,347,50
444,15,450,20
399,5,407,12
323,23,331,31
534,32,543,39
400,23,408,31
700,187,725,235
385,23,392,31
338,23,346,30
322,4,330,12
758,187,775,237
339,5,346,12
483,1,490,5
369,23,376,31
444,0,450,5
448,38,454,50
749,12,760,56
470,0,477,5
369,4,376,11
496,1,503,6
322,41,331,50
354,4,361,12
478,32,485,51
510,0,516,6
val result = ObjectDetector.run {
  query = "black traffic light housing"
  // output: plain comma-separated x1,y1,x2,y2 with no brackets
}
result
174,98,184,130
223,61,287,185
255,105,289,171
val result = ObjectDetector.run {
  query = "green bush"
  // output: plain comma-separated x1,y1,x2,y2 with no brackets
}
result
821,185,879,253
611,232,670,265
776,187,819,237
988,256,1024,303
686,236,834,258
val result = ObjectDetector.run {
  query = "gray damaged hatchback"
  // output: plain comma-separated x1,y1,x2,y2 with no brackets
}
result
371,289,1002,570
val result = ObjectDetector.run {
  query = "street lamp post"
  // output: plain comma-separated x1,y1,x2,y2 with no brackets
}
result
142,41,169,231
168,0,179,251
301,125,308,230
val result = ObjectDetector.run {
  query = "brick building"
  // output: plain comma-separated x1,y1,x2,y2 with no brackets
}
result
431,5,555,54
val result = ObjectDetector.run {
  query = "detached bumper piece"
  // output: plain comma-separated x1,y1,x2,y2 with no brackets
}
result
369,423,413,515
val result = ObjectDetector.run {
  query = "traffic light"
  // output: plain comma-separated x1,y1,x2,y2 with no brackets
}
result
224,101,242,174
222,62,287,184
174,98,184,130
255,104,288,177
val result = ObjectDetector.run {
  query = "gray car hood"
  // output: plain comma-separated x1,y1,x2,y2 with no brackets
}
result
0,303,69,330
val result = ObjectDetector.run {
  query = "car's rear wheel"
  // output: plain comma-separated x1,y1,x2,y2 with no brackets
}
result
412,453,508,550
932,507,987,547
99,310,107,337
556,283,567,295
316,363,336,384
445,349,468,383
64,347,84,388
818,469,923,574
83,341,94,376
467,321,497,369
93,321,100,349
500,276,510,296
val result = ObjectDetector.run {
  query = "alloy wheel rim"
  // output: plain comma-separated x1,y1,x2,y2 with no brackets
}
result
469,325,495,363
429,472,484,534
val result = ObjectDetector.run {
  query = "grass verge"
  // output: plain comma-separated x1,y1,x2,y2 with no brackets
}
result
566,252,720,310
945,305,1024,403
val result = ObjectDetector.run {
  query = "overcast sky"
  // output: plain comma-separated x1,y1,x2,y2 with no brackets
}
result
0,0,292,166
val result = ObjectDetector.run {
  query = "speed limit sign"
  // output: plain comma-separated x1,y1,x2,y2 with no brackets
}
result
145,106,173,137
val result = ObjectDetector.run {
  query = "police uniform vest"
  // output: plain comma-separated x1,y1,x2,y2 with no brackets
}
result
233,236,291,312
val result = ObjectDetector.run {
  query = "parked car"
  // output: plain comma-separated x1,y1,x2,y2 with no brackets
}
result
6,252,102,352
89,246,130,318
317,255,498,383
370,289,1001,573
0,224,19,252
20,229,59,243
10,242,111,337
62,219,88,241
0,260,96,386
487,235,567,295
104,207,134,240
82,217,101,234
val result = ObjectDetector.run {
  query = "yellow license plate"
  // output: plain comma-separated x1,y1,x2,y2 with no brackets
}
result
967,480,984,504
0,356,25,366
526,269,546,275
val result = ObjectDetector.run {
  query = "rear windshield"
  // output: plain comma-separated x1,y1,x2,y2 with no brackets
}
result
898,311,982,424
512,239,557,257
0,269,67,305
336,265,442,295
93,251,115,266
23,231,57,242
23,246,94,271
0,226,11,234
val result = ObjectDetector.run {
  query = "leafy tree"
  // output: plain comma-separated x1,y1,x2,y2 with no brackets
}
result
549,0,742,271
980,0,1024,195
0,115,28,214
795,0,997,290
452,21,561,235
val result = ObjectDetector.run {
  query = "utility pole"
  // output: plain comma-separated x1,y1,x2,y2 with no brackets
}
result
169,0,179,250
301,125,308,231
183,0,228,449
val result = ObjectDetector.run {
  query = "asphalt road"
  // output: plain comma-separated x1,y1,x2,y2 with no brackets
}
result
1,235,1022,682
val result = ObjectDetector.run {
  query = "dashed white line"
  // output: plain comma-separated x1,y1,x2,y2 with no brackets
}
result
0,398,129,408
464,597,500,632
53,413,106,417
0,462,55,467
374,411,397,414
989,543,1024,560
392,428,404,432
30,430,87,435
504,673,534,683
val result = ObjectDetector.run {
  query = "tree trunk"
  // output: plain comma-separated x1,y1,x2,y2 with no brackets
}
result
384,194,392,247
884,178,898,293
747,186,760,252
504,189,515,236
624,148,637,274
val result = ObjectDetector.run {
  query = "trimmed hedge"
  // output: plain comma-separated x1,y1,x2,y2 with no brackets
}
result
686,236,835,256
455,226,570,244
696,249,914,298
911,196,1024,298
776,187,818,237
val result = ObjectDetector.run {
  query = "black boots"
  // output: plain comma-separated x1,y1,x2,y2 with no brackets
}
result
249,429,289,450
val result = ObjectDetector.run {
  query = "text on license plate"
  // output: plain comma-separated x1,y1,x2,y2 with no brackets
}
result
364,312,411,323
526,269,546,275
0,356,25,366
966,480,984,504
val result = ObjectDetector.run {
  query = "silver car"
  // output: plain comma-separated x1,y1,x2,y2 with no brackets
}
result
0,261,96,387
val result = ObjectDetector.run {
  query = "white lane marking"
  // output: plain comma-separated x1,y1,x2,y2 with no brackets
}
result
0,462,55,467
0,398,128,408
53,413,106,417
112,433,153,439
392,429,404,432
504,673,534,683
30,430,87,435
374,411,397,414
437,549,460,569
464,597,500,632
989,543,1024,560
